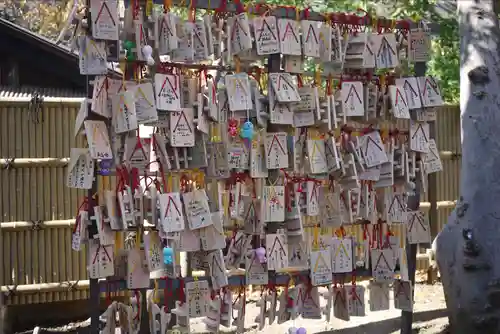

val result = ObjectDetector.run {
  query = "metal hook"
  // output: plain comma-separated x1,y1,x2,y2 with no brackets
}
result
29,92,44,124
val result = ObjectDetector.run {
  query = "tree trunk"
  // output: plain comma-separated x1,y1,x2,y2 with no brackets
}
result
436,0,500,332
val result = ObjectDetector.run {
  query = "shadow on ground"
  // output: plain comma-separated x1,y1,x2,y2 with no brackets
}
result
32,308,449,334
315,308,448,334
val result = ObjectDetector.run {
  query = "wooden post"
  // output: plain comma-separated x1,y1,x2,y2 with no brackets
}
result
400,59,428,334
0,190,4,334
427,120,439,284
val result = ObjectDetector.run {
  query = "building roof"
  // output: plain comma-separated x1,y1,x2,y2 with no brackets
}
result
0,17,78,63
0,17,121,83
0,86,85,102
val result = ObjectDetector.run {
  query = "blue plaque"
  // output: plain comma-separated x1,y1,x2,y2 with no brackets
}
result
99,159,113,176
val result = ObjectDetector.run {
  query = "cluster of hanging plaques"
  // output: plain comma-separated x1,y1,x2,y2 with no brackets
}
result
67,0,443,332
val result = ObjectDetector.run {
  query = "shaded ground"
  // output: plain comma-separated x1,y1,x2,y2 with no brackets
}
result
22,282,448,334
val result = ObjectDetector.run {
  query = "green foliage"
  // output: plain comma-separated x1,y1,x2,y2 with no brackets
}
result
1,0,79,40
427,15,459,104
4,0,459,103
261,0,459,103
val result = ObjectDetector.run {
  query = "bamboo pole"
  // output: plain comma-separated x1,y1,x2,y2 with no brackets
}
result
0,96,84,104
418,200,457,210
0,150,459,170
0,158,69,168
0,201,455,231
1,219,75,230
439,151,462,159
1,281,91,294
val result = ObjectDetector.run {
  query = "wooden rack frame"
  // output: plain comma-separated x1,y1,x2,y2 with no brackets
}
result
64,1,440,333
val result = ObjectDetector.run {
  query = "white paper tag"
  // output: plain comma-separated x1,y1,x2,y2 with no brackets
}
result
228,13,252,55
245,252,269,285
186,280,210,318
183,189,213,230
90,0,119,40
389,85,410,119
155,74,181,111
156,12,178,54
94,206,114,246
269,86,294,125
393,279,413,311
265,132,289,169
266,233,289,271
395,77,422,110
310,249,333,286
87,241,114,278
347,285,366,316
278,19,301,55
159,192,185,232
406,211,431,244
207,250,228,290
250,140,269,178
193,20,209,61
130,83,158,124
112,91,138,134
408,29,431,62
368,281,390,311
423,139,443,174
84,120,113,159
373,33,399,69
225,73,253,111
79,36,107,75
170,108,195,147
331,238,353,273
200,212,226,250
67,148,95,189
301,20,321,58
418,76,443,107
143,231,164,271
263,186,285,222
333,287,350,321
410,120,430,153
307,140,328,174
269,73,301,103
341,81,364,116
306,181,320,216
253,16,280,55
371,249,395,282
127,248,150,289
386,192,407,223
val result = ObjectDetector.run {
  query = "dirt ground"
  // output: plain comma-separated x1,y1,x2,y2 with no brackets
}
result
26,279,448,334
190,282,449,334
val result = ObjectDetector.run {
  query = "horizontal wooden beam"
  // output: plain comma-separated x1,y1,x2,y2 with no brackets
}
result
161,0,440,34
0,202,457,231
0,149,459,170
1,268,371,295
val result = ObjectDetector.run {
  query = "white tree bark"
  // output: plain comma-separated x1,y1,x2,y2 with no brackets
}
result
436,0,500,332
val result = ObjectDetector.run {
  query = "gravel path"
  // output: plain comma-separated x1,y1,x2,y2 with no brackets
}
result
25,282,448,334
